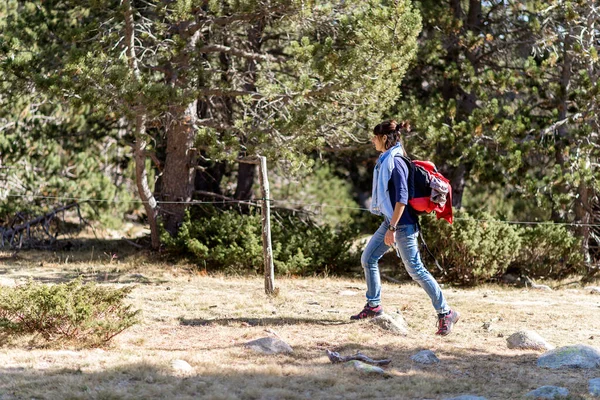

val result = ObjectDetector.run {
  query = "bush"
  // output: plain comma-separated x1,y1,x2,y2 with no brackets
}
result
512,224,584,278
0,279,140,347
269,163,360,228
420,210,522,284
164,206,360,275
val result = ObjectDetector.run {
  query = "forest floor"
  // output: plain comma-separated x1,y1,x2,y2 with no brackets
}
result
0,244,599,400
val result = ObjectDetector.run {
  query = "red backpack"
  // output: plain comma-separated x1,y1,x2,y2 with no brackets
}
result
397,156,453,224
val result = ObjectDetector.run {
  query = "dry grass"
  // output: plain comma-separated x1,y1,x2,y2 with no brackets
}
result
1,248,600,399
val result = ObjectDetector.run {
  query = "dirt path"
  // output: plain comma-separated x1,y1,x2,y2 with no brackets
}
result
0,252,599,399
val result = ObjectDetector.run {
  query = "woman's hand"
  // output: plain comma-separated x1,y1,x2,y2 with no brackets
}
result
384,230,396,246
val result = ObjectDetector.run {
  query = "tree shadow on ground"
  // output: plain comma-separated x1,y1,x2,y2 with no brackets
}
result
179,316,354,327
0,268,166,285
0,239,168,286
0,348,596,400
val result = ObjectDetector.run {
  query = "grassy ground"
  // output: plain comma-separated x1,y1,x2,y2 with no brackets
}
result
0,247,599,400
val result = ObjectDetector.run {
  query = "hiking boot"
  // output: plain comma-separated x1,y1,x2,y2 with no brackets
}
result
436,309,460,336
350,303,383,320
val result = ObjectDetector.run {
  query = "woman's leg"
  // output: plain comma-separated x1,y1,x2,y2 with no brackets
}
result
395,223,450,315
360,220,391,307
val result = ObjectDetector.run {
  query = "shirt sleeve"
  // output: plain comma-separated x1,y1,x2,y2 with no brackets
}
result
391,157,409,205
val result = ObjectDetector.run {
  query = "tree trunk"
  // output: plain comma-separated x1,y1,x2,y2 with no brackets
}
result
133,110,160,249
158,16,204,236
441,163,470,209
437,0,480,209
194,31,233,198
195,160,226,195
551,33,573,222
234,163,257,200
574,180,592,266
124,0,160,249
232,20,264,202
160,101,198,235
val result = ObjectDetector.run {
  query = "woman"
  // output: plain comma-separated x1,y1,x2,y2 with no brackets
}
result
351,120,459,336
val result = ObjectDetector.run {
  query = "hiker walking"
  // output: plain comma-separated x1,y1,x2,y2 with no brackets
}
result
351,119,459,336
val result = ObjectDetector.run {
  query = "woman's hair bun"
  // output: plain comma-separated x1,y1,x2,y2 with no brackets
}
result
399,121,411,132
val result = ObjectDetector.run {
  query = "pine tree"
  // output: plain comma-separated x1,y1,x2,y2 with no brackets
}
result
2,0,422,245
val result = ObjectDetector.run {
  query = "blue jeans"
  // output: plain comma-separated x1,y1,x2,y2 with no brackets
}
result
361,220,449,314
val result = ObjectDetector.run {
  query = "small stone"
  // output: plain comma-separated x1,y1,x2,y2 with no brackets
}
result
411,350,440,365
245,337,293,354
370,313,408,336
525,385,569,399
338,290,358,296
482,322,493,332
538,344,600,369
344,360,388,376
588,378,600,397
170,359,194,375
586,287,600,295
443,396,488,400
507,330,554,351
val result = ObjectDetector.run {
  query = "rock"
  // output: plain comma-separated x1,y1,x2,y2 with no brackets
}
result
344,360,388,376
507,330,554,351
590,378,600,396
411,350,440,364
443,396,488,400
530,284,552,291
370,313,408,336
537,345,600,369
525,385,569,399
245,337,293,354
170,359,194,375
585,286,600,295
482,322,494,332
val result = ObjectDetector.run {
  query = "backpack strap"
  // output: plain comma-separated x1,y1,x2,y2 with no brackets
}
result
394,154,419,220
416,220,446,275
395,154,415,200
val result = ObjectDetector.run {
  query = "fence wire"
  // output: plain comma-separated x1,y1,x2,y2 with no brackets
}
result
4,193,600,228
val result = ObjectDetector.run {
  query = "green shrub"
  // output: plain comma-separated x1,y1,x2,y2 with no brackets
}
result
420,210,522,284
0,279,140,347
269,163,360,228
164,206,360,275
513,224,584,278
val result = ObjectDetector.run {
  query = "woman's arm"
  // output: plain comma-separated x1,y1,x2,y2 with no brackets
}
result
384,202,405,246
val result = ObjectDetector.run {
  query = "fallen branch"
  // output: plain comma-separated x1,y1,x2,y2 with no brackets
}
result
326,350,392,366
0,202,84,248
121,237,144,249
381,274,403,284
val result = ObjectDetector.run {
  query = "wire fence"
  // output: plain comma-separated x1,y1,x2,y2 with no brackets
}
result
4,193,600,228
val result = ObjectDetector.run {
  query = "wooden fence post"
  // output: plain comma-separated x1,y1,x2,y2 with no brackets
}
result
257,156,275,295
